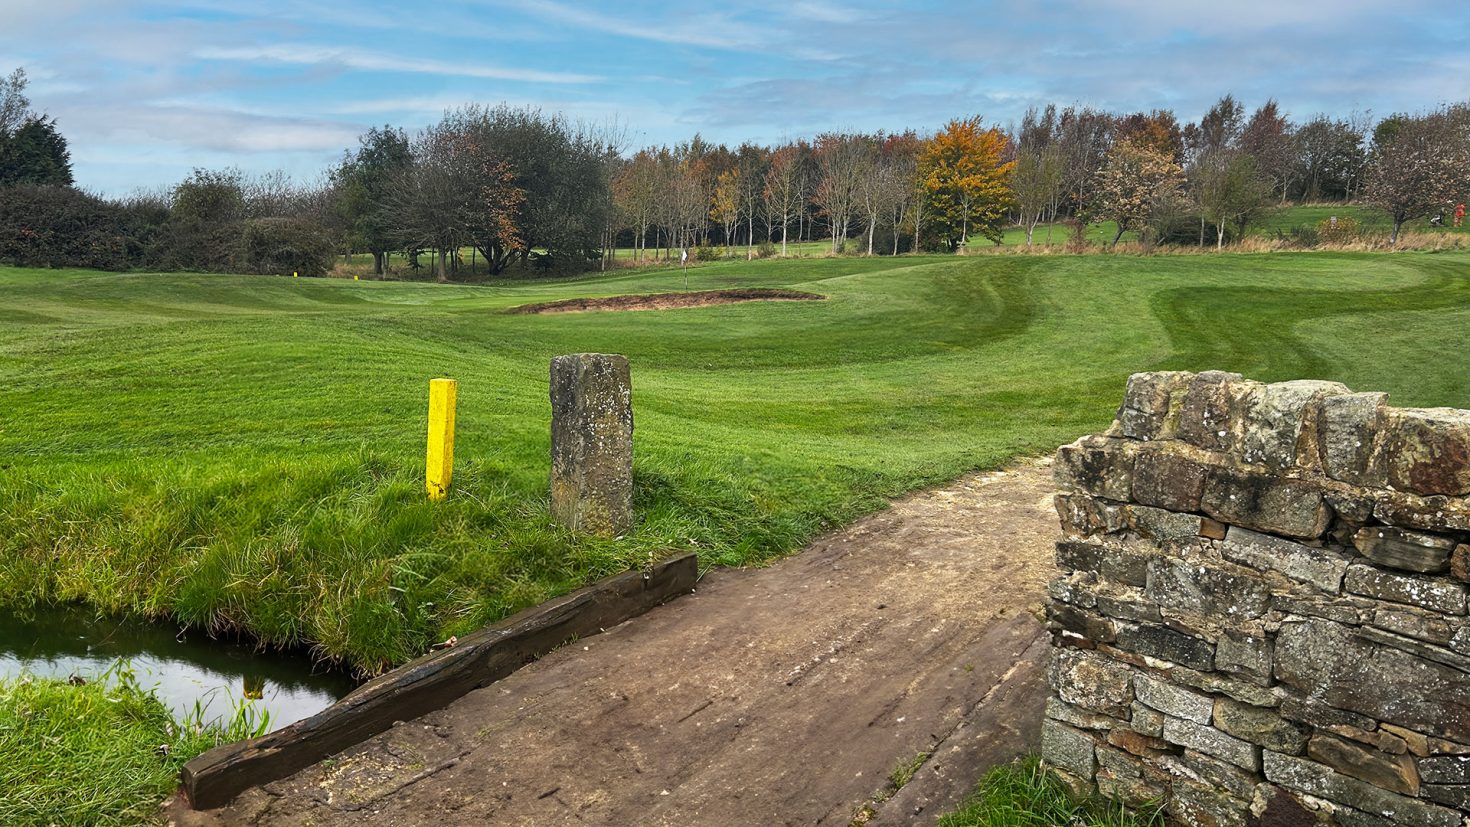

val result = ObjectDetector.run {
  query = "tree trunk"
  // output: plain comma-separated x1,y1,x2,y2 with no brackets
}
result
781,220,788,257
1391,217,1404,245
1112,225,1126,246
1216,223,1225,251
867,216,875,255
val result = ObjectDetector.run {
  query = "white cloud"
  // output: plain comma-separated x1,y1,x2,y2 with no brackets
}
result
195,44,602,84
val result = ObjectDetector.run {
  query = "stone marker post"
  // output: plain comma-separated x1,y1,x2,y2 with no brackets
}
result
550,353,633,536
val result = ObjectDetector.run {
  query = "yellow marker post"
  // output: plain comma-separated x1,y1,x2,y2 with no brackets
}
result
426,378,457,501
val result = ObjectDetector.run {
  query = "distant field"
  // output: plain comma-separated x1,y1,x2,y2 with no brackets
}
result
4,251,1470,673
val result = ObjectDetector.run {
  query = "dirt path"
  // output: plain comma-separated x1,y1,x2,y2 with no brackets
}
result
170,459,1059,827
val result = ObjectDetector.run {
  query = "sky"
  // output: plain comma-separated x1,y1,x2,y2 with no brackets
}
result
1,0,1466,195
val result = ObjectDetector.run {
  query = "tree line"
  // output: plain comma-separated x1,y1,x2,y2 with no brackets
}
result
2,65,1468,277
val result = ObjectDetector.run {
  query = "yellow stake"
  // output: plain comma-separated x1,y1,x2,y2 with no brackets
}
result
426,378,457,501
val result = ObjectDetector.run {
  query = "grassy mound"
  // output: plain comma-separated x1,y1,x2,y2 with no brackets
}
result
939,757,1163,826
3,252,1469,673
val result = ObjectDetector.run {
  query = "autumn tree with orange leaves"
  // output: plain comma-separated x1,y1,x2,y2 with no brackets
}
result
918,117,1014,250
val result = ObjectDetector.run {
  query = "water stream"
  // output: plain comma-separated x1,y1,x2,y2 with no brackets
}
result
0,608,359,733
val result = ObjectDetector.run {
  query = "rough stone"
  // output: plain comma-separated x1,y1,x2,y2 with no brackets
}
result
1269,593,1365,624
1050,648,1133,718
1263,751,1459,827
1277,695,1382,735
1130,701,1165,737
1162,716,1260,771
1133,445,1211,512
1378,723,1430,758
1373,491,1470,534
1306,734,1419,796
1055,492,1128,537
1134,672,1214,724
1095,590,1163,624
1249,784,1320,827
1054,435,1139,502
1239,380,1349,471
1352,526,1456,574
1162,750,1259,800
1129,505,1207,543
1168,780,1250,827
1214,698,1310,755
1055,540,1150,586
1343,563,1465,615
1451,545,1470,583
1202,467,1332,539
1215,628,1273,684
549,353,633,537
1178,371,1251,453
1325,487,1376,525
1222,526,1350,593
1275,619,1470,741
1041,719,1097,779
1117,370,1194,441
1106,727,1173,757
1047,602,1117,643
1095,742,1168,804
1048,572,1099,609
1376,408,1470,497
1317,392,1389,485
1045,697,1123,731
1422,785,1470,811
1116,622,1215,670
1146,557,1271,622
1369,608,1454,647
1419,755,1470,784
1161,662,1280,708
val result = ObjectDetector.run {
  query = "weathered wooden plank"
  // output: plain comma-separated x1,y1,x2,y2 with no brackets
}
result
180,553,698,810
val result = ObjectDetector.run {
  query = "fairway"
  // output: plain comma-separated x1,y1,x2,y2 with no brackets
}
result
4,252,1470,673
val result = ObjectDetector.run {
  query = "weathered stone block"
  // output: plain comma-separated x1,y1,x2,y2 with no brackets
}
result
1162,716,1260,771
1050,647,1133,718
1054,435,1139,501
1248,785,1320,827
1422,784,1470,811
1418,755,1470,784
1377,408,1470,497
1378,723,1431,757
1047,602,1117,643
1215,628,1273,684
1373,491,1470,534
1277,694,1382,734
1048,572,1099,609
1129,505,1206,544
1133,446,1210,512
1201,467,1332,539
1167,780,1250,827
1116,370,1193,440
1133,672,1213,724
1130,700,1164,737
1161,661,1280,708
1178,371,1251,453
1116,622,1215,670
1270,592,1365,624
1317,392,1389,484
1343,564,1465,615
1370,607,1455,647
1451,545,1470,583
1222,526,1350,593
1041,719,1097,778
1106,727,1172,757
1239,380,1349,471
1095,589,1162,624
1275,619,1470,741
1161,750,1259,800
1306,733,1419,795
1054,492,1127,537
1055,540,1150,586
1214,698,1309,754
1352,526,1456,574
1146,557,1271,622
1045,696,1122,731
1263,751,1459,827
550,353,633,537
1325,487,1376,526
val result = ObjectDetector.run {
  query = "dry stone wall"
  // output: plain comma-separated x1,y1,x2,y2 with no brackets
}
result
1044,370,1470,827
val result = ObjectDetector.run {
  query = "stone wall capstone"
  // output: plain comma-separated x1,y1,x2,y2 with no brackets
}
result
1045,371,1470,827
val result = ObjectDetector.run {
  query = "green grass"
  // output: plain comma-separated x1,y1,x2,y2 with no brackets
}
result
0,669,261,826
4,251,1470,674
939,757,1164,827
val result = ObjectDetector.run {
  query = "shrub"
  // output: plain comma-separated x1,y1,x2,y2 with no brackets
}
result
695,244,722,261
240,216,336,276
755,241,777,259
0,184,131,269
1317,215,1360,244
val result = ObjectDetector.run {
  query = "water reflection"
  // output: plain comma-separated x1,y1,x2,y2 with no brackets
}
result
0,608,358,732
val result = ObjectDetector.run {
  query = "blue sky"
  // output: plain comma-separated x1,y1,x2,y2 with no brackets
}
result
2,0,1466,195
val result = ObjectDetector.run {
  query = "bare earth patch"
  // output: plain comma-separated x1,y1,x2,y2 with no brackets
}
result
510,288,826,314
167,459,1059,827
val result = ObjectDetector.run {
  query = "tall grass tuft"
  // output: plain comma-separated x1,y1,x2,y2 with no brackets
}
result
939,757,1164,827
